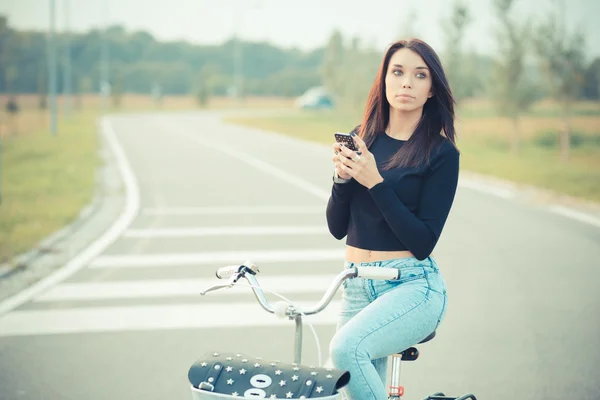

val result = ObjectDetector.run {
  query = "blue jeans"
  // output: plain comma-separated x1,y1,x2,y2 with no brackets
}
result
329,256,448,400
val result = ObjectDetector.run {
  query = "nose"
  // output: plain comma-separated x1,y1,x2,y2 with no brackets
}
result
402,76,413,89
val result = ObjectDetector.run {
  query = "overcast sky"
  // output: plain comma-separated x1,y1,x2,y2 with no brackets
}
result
1,0,599,58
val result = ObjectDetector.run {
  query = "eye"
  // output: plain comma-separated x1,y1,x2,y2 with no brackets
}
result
417,72,427,79
392,69,402,76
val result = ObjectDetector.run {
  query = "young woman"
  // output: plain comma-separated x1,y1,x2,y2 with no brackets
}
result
326,38,460,400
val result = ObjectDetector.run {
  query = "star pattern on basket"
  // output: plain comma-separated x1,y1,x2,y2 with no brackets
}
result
196,352,339,397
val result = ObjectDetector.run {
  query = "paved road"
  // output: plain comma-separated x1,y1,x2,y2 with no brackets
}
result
0,111,598,400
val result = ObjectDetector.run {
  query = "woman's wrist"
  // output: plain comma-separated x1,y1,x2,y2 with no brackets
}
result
366,175,384,189
333,170,351,184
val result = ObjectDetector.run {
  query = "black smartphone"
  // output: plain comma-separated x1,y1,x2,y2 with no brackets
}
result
334,132,358,151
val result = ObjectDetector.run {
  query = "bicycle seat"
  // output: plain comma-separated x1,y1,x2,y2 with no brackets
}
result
418,330,436,344
393,331,436,361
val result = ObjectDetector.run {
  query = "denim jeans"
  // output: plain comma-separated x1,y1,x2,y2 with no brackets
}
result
329,256,448,400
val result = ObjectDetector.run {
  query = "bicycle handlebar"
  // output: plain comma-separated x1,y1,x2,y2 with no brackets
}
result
215,262,259,279
201,260,400,317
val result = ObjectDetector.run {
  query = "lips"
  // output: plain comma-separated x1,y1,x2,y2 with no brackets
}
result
396,94,414,98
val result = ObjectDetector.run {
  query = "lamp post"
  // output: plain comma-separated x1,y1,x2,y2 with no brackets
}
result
231,0,262,103
48,0,57,135
100,2,110,112
63,0,72,117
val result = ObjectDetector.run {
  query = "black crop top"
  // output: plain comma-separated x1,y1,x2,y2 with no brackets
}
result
325,132,460,261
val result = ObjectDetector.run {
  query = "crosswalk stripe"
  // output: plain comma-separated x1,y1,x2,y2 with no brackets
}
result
0,300,342,337
34,275,341,302
123,226,330,238
141,206,325,216
90,248,346,268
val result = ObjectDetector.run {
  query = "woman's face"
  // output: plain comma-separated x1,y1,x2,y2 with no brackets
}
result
385,48,433,112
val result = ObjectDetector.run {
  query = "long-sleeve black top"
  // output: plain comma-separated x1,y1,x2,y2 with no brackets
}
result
326,132,460,261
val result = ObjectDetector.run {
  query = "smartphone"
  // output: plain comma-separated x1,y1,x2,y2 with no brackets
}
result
334,132,358,151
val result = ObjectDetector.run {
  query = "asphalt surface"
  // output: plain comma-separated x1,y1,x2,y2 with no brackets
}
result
0,111,598,400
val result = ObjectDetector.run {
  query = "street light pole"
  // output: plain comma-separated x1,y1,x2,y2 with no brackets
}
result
63,0,72,117
231,1,262,103
100,2,110,112
48,0,58,135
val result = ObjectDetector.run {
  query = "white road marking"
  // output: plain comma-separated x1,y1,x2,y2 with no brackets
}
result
172,127,330,201
0,300,342,337
458,176,516,199
90,248,345,268
0,118,141,317
34,275,340,302
123,226,330,238
547,205,600,228
141,206,324,216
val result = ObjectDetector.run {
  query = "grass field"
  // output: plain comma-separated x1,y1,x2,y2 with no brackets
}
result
223,98,600,203
0,108,99,264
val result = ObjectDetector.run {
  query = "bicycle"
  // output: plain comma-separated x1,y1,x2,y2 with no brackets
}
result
188,261,477,400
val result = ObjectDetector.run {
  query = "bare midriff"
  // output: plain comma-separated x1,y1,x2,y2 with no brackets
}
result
345,245,419,263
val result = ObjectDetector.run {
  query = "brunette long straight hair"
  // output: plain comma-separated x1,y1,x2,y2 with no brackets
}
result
356,38,458,169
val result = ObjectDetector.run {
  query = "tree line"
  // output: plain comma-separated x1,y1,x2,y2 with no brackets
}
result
0,15,324,99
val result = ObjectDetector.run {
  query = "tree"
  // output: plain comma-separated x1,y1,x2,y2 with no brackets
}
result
342,37,380,116
5,95,19,135
76,75,92,110
111,69,124,108
441,0,472,104
533,2,587,162
582,57,600,100
489,0,539,155
0,16,11,93
398,7,419,38
194,63,219,107
37,60,47,110
321,30,345,104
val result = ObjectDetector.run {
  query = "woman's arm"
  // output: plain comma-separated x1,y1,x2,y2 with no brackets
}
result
326,179,357,240
368,147,460,260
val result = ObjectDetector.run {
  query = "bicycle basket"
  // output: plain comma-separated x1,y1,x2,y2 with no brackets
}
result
188,351,350,399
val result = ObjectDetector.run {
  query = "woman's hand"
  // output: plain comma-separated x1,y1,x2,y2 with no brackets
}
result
331,142,352,180
336,133,384,189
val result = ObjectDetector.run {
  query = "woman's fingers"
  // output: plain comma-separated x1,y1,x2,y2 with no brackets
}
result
350,132,366,150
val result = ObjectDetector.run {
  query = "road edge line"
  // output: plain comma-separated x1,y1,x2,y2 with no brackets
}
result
0,117,140,316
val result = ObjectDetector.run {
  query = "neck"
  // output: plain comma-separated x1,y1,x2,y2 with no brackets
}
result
386,107,423,140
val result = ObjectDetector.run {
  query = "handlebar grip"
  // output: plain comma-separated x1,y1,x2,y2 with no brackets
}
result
216,265,242,279
355,266,400,280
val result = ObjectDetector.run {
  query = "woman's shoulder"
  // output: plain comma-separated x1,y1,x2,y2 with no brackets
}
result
426,136,460,172
432,135,460,159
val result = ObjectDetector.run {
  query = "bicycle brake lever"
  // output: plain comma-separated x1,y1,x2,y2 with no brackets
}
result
200,283,234,296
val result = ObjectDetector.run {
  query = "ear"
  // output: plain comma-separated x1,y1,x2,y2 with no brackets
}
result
428,91,434,98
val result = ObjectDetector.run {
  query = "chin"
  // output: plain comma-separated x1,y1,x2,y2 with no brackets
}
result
391,102,422,112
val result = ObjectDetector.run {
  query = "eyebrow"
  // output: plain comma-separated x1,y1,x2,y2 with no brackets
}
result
392,64,429,70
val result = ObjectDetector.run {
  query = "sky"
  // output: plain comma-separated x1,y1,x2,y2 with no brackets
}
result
1,0,599,58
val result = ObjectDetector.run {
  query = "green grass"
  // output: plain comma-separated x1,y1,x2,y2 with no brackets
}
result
457,136,600,201
223,106,600,203
0,111,100,264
